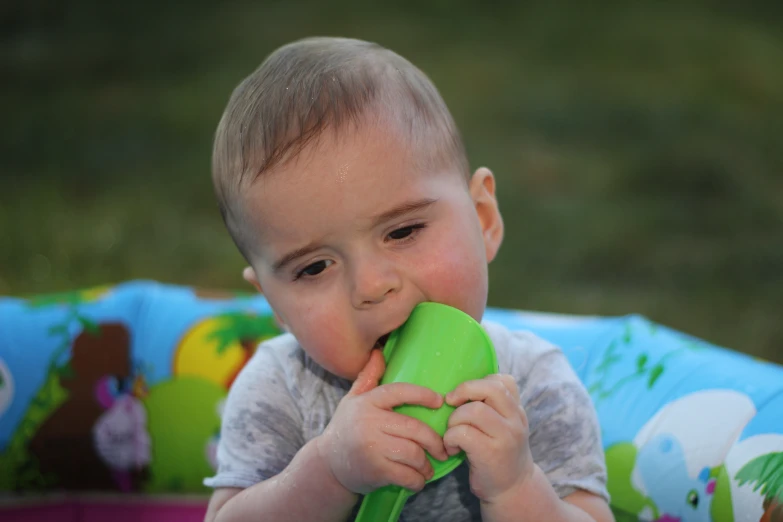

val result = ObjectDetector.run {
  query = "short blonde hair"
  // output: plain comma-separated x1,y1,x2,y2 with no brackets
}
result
212,37,469,259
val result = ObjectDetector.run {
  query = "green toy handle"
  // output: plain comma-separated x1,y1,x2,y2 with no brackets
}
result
354,485,411,522
354,302,498,522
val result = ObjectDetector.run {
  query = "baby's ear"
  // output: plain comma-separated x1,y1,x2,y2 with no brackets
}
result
242,266,263,293
470,167,504,262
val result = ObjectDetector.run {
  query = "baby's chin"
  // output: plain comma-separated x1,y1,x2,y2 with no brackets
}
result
311,353,369,382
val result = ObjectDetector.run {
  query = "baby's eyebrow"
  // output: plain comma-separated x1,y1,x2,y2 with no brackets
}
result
272,198,438,273
272,242,322,273
370,198,438,228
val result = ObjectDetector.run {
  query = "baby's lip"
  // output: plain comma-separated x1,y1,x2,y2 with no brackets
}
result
372,314,411,350
374,333,390,349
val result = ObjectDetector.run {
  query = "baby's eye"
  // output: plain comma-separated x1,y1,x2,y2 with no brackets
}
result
387,224,426,241
296,260,332,279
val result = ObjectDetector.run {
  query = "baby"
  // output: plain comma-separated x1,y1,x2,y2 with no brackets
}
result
204,37,613,522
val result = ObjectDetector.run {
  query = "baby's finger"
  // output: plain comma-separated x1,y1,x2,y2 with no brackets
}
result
382,412,448,461
443,424,487,457
446,378,518,419
385,437,434,480
447,401,504,438
348,350,386,396
369,382,444,411
386,462,428,492
486,374,520,399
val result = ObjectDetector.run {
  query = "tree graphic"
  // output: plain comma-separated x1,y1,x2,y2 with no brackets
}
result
206,312,280,355
735,451,783,522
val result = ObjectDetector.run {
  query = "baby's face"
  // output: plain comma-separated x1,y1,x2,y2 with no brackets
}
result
241,124,503,380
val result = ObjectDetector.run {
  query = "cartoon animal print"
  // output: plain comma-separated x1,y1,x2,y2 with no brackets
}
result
27,323,149,491
636,434,716,522
92,390,151,492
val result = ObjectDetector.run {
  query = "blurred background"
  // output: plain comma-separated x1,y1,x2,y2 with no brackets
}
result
1,1,781,363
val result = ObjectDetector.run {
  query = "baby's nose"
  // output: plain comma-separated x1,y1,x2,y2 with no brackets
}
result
350,259,402,308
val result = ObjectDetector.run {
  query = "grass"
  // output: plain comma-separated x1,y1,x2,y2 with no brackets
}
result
1,1,781,362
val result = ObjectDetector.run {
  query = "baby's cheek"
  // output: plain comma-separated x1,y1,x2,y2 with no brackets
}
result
419,245,488,320
292,304,351,366
295,304,339,343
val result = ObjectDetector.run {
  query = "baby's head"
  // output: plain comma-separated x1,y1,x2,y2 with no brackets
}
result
212,37,504,379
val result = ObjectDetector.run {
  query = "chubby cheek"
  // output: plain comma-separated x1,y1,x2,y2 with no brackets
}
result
415,236,488,322
279,297,364,378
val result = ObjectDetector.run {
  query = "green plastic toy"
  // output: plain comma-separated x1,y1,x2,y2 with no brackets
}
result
354,302,499,522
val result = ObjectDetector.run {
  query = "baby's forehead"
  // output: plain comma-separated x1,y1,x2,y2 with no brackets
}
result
235,129,466,253
247,124,436,199
265,118,464,186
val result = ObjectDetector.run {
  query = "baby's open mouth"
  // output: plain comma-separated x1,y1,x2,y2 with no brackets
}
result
374,333,390,350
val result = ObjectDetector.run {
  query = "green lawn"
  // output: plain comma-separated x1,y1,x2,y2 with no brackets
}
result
1,1,781,362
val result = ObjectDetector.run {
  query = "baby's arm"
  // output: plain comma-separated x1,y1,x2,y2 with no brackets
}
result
480,465,614,522
204,437,357,522
206,349,447,522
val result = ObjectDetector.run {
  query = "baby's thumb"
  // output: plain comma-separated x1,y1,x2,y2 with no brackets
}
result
349,350,386,396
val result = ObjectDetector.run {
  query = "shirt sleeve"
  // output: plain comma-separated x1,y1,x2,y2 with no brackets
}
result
203,336,305,489
521,346,610,502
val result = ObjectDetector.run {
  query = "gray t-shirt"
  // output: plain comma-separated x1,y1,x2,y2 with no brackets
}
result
204,321,609,520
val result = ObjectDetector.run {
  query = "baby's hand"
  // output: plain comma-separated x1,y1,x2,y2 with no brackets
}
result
443,374,535,503
316,350,449,494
